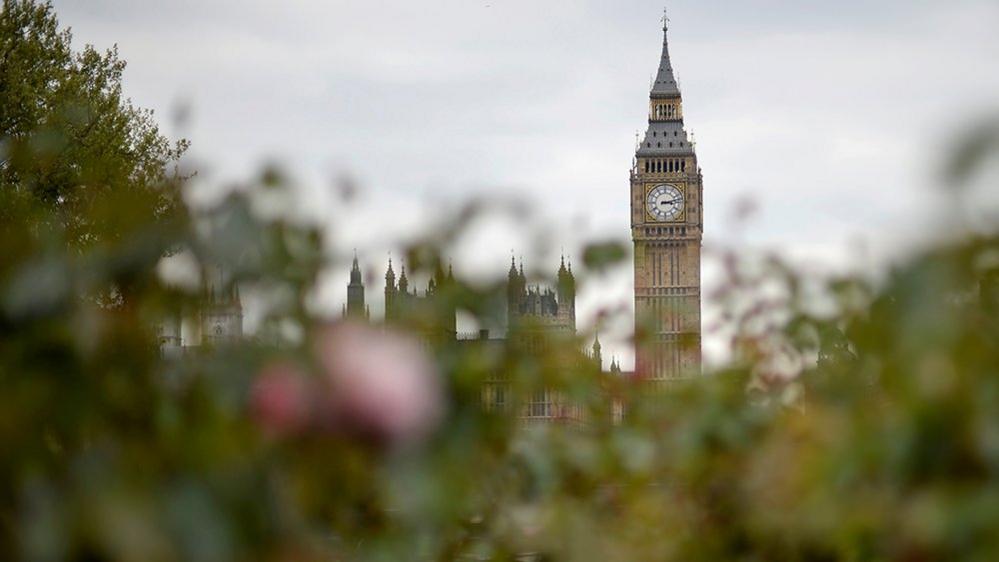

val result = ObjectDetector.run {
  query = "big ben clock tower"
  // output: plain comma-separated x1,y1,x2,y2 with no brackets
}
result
631,17,702,382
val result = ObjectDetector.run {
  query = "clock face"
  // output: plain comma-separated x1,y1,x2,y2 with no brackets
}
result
646,184,684,222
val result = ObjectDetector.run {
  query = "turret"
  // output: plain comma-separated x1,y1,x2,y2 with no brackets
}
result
346,252,366,318
384,259,397,320
591,333,603,369
507,256,522,327
557,255,576,330
399,265,409,294
610,357,622,375
200,263,243,345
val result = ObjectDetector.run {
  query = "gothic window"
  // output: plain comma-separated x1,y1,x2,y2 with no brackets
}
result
657,142,662,148
529,390,549,418
493,386,506,409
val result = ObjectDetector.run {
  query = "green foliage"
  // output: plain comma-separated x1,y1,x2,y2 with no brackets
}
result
0,0,188,252
3,1,999,560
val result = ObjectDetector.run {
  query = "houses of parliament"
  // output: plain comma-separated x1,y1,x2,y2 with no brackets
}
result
160,19,704,404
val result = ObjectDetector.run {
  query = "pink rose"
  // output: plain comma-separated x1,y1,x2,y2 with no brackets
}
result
250,361,312,437
312,322,444,447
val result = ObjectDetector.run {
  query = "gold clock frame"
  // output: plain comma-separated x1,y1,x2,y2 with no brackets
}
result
644,182,686,223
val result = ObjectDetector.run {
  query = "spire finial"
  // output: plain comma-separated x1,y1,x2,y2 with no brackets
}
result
661,6,670,31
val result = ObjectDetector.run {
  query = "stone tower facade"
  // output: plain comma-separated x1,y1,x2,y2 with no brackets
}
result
201,265,243,346
506,257,576,337
631,20,703,382
345,253,368,319
383,261,457,346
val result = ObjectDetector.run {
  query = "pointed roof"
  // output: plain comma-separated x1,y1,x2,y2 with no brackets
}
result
651,20,680,98
399,265,409,292
385,258,395,281
610,357,621,374
637,17,693,158
350,251,362,284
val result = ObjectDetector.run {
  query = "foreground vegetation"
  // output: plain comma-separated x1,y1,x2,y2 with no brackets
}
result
3,1,999,560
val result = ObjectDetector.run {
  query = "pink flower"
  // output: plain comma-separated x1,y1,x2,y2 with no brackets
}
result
313,322,444,447
250,362,312,437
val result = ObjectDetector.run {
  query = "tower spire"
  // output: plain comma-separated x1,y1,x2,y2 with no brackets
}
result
651,13,680,97
346,250,365,317
350,249,362,284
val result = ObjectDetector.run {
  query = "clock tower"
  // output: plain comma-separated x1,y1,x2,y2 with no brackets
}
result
631,18,703,383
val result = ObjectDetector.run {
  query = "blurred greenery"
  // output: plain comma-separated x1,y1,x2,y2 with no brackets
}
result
3,1,999,560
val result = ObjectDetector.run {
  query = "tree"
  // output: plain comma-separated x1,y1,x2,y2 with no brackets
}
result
0,0,188,250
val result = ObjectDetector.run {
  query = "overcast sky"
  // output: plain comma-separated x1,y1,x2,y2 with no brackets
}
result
52,0,999,367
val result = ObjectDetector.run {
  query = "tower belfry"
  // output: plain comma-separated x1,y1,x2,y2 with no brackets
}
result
630,16,703,382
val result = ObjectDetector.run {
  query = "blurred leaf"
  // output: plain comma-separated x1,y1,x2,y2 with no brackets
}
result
581,241,627,273
944,117,999,187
